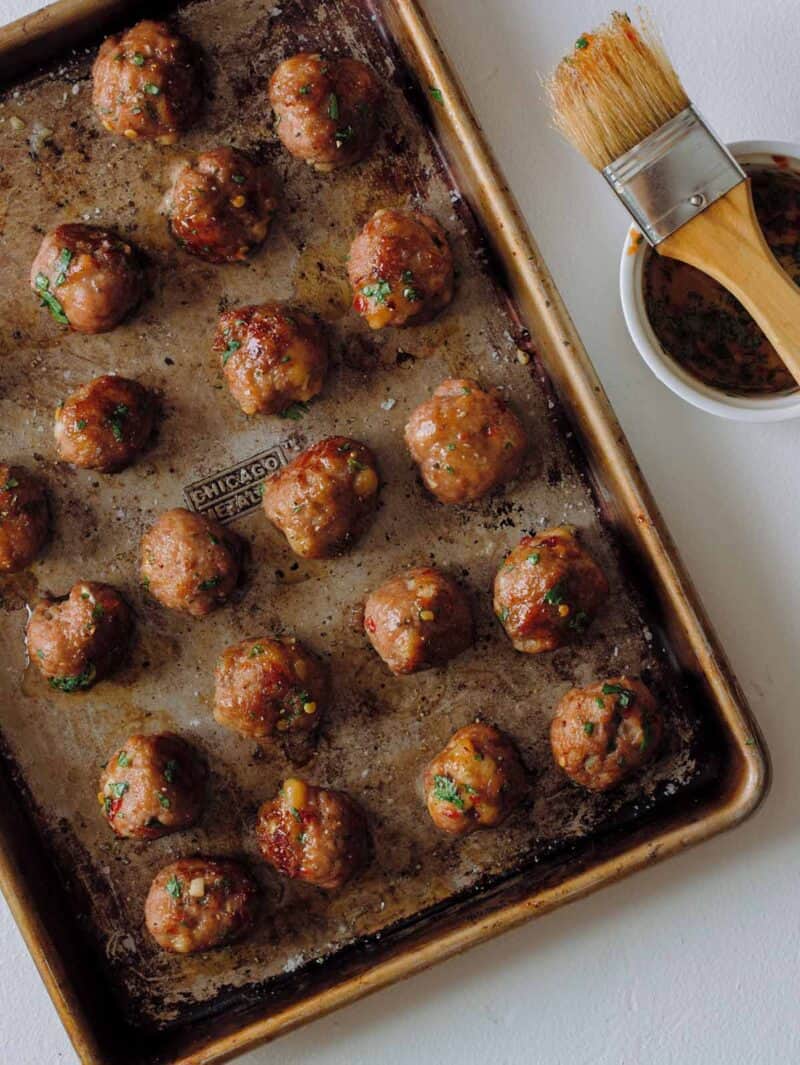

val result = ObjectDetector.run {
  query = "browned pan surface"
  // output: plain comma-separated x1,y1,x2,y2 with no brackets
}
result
0,0,727,1048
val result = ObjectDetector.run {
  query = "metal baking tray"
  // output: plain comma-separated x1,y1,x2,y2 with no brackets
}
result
0,1,769,1063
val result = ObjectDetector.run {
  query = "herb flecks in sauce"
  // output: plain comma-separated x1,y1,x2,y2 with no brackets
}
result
644,167,798,395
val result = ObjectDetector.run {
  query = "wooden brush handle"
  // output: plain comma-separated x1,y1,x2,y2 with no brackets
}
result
658,180,800,386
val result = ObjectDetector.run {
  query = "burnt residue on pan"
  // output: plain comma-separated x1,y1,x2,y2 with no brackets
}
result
0,0,724,1042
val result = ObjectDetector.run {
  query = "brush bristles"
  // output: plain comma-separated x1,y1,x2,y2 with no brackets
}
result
545,10,689,170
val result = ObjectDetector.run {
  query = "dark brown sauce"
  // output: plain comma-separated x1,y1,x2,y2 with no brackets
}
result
644,166,800,395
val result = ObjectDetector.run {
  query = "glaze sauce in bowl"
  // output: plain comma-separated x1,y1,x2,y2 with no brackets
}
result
644,167,800,396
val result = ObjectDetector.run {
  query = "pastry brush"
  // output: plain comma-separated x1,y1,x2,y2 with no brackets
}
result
545,10,800,387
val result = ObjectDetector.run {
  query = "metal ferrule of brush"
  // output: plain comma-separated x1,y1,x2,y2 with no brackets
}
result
602,104,745,245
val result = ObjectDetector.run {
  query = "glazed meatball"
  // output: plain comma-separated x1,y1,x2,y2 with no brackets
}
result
55,375,155,473
214,636,328,740
0,465,49,573
98,733,206,839
364,566,473,675
214,303,328,416
140,508,244,618
256,778,368,891
269,52,382,171
92,20,201,144
27,581,132,691
145,857,258,954
405,378,526,504
348,208,454,328
262,436,379,559
550,677,663,791
423,723,526,836
30,224,144,334
170,147,279,263
493,525,609,654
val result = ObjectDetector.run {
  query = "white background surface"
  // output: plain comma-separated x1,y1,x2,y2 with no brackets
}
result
1,1,799,1063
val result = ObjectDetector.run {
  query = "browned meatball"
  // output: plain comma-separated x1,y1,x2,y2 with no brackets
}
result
98,733,206,839
30,224,144,334
269,52,382,171
0,465,49,573
144,857,258,954
262,436,379,559
92,20,201,144
550,677,663,791
54,375,155,473
423,723,526,836
140,508,244,618
214,303,328,416
255,778,368,891
214,636,328,740
170,148,279,263
405,378,526,504
364,566,473,675
493,526,609,654
27,581,132,691
349,208,454,328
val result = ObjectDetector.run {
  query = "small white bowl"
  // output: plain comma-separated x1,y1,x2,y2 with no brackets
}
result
619,139,800,421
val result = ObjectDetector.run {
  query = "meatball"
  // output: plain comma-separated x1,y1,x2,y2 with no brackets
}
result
92,19,201,144
269,52,382,171
98,733,206,839
364,566,473,675
140,508,244,618
27,581,132,691
405,378,526,504
348,208,454,328
170,147,279,263
493,525,609,654
256,778,368,891
261,436,379,559
30,224,144,334
144,857,258,954
0,465,49,573
550,677,663,791
214,303,328,416
54,375,155,473
423,723,526,836
214,636,328,740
